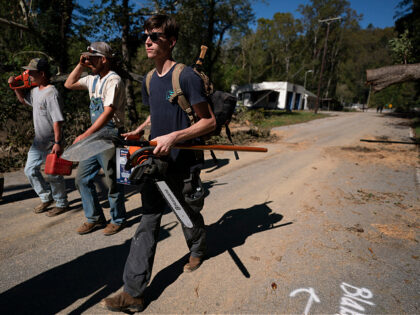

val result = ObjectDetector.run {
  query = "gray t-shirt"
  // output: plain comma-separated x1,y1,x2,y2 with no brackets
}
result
24,85,65,150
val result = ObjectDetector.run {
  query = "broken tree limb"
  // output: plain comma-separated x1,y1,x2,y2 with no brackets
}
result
0,17,31,32
360,139,419,145
366,63,420,92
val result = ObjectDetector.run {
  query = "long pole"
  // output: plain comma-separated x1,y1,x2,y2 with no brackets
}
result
314,17,342,114
122,140,268,153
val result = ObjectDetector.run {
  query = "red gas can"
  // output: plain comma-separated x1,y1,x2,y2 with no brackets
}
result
45,154,73,176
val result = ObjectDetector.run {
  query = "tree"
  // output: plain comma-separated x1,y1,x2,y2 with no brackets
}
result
173,0,254,82
336,27,395,104
77,0,148,126
365,0,420,109
0,0,86,170
297,0,361,102
395,0,420,63
389,29,414,64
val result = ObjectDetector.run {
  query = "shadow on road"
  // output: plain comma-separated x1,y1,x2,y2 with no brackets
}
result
0,221,177,315
202,157,230,173
145,202,291,306
0,202,290,314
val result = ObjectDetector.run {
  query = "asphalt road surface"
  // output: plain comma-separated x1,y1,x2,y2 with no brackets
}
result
0,111,418,314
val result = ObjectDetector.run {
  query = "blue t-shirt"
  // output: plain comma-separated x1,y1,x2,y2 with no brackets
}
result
142,64,207,168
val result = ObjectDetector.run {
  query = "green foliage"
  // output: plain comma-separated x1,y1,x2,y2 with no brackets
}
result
389,29,414,64
395,0,420,63
173,0,254,84
336,27,395,104
369,82,419,111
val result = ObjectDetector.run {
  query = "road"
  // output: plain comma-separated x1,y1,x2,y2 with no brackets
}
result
0,111,418,314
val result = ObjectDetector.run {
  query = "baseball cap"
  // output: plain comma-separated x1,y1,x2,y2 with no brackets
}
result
22,58,49,71
82,42,114,58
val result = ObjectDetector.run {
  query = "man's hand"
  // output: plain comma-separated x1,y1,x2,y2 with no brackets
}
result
51,143,63,156
79,54,92,68
151,133,177,156
8,76,15,84
73,133,88,144
121,129,145,139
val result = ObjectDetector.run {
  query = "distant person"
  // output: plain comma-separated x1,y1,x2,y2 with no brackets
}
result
64,42,126,236
376,105,384,113
8,58,69,216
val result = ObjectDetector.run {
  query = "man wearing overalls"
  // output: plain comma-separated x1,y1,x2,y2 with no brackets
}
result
65,42,127,235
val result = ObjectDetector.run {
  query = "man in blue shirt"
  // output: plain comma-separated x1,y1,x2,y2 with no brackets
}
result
101,14,216,312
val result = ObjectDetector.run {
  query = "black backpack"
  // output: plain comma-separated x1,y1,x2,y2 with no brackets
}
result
145,63,238,163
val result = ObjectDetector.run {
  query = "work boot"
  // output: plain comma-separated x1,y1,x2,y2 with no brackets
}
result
46,206,69,217
33,200,54,213
183,256,203,273
76,219,106,235
101,291,145,313
103,222,125,236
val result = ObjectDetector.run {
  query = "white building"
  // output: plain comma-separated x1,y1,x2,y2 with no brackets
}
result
231,81,316,110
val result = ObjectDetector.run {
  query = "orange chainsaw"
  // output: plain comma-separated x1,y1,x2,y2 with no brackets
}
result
9,70,38,90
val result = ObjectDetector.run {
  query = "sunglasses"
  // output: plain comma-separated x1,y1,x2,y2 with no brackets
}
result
86,46,104,56
141,32,165,42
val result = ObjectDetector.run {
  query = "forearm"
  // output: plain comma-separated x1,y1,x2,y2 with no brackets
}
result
170,116,216,143
51,121,64,155
135,115,151,132
53,121,63,142
64,64,84,89
14,89,26,105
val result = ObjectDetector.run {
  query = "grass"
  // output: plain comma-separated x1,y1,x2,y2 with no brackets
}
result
234,108,329,129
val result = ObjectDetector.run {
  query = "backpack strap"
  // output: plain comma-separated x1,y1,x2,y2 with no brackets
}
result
146,64,196,126
145,68,156,96
168,63,196,126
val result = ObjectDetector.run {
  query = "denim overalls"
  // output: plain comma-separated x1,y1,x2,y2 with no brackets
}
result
90,73,116,128
75,72,126,224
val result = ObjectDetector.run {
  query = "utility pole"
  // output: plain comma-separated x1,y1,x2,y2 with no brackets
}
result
314,16,342,114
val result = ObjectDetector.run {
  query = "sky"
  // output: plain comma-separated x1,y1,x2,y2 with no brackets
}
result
252,0,402,29
78,0,403,30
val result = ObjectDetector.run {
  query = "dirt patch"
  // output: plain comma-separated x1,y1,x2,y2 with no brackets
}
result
371,223,418,242
285,141,312,151
324,142,418,168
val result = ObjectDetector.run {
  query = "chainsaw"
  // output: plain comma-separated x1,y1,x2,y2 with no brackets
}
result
9,70,38,90
124,141,195,229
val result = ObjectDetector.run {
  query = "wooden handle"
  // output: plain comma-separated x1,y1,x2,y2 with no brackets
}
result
148,141,267,153
196,45,208,65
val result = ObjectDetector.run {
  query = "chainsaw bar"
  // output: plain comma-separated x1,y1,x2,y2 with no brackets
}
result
155,180,194,228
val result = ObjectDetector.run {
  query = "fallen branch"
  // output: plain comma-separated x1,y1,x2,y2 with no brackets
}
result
360,139,419,145
366,63,420,92
0,17,31,32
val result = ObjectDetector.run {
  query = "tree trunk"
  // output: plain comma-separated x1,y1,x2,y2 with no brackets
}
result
122,0,138,126
59,0,73,73
366,63,420,92
0,17,31,32
206,0,216,79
